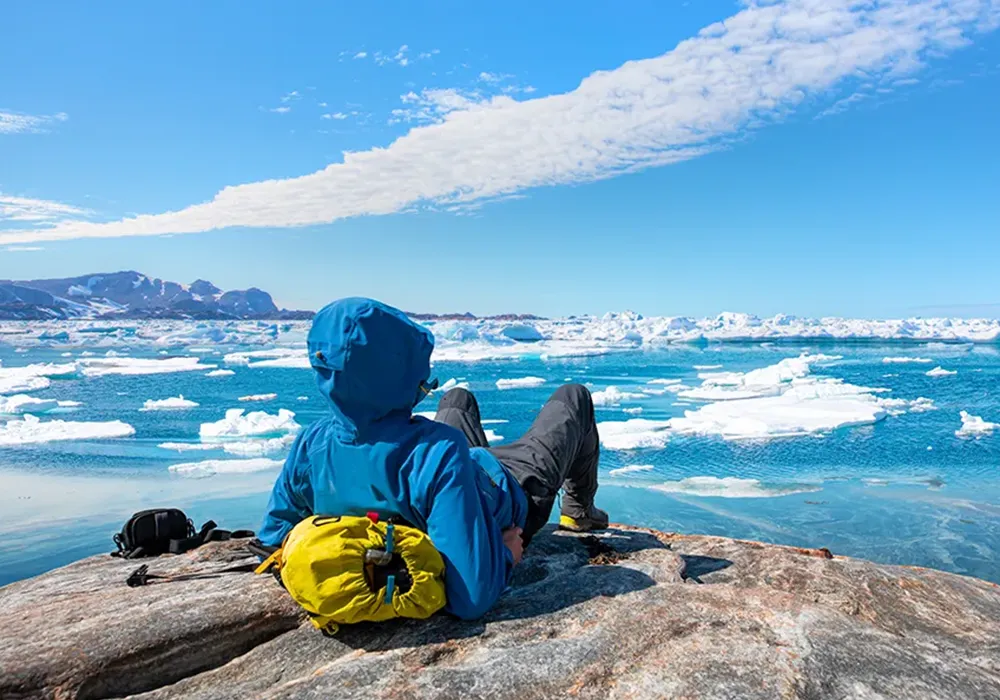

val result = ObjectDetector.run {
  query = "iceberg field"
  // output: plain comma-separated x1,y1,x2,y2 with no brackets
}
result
596,352,933,445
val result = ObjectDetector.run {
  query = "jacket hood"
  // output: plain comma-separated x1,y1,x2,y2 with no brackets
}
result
308,297,435,440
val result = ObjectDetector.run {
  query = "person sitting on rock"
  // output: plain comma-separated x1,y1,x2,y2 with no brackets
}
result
258,297,608,620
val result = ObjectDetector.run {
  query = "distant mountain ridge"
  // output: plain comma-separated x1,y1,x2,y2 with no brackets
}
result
0,271,310,320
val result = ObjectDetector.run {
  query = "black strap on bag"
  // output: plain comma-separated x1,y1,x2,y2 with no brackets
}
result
111,509,254,560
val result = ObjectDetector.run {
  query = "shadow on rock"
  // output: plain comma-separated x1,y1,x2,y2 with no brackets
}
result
337,526,663,652
679,554,734,583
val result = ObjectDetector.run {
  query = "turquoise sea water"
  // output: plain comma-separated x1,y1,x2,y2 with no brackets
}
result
1,341,998,586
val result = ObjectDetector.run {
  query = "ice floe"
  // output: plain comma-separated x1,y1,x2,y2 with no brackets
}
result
598,419,673,450
649,476,821,498
680,353,842,401
484,429,504,443
495,377,546,390
238,393,277,402
926,366,957,377
591,386,646,407
597,353,930,445
220,434,297,457
0,395,78,414
224,348,309,369
608,464,654,477
434,378,470,393
693,364,722,370
882,357,933,364
955,411,998,438
158,442,217,452
0,415,135,445
0,362,79,395
168,457,283,478
206,369,235,377
141,395,199,411
200,408,300,439
80,357,216,377
622,407,644,415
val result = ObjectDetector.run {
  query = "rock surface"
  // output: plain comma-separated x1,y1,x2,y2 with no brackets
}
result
2,526,999,699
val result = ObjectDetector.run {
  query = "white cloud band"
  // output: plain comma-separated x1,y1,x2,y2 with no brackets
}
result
2,0,997,245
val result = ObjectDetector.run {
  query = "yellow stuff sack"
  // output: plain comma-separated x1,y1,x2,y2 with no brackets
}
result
255,514,446,634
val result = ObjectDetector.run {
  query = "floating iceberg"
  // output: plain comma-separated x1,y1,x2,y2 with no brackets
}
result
220,434,297,457
205,369,235,377
0,395,79,414
224,348,309,369
0,415,135,446
199,408,300,439
168,457,284,478
158,442,217,452
434,378,470,393
0,362,79,395
591,386,646,407
141,395,199,411
649,476,821,498
680,353,842,401
238,393,277,402
80,357,215,377
608,464,654,477
668,385,887,440
484,429,505,443
882,357,932,364
955,411,997,438
495,377,546,390
597,353,930,446
926,366,957,377
597,419,673,450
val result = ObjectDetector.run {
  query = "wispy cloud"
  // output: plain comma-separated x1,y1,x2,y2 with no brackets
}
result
3,0,998,244
269,106,291,114
280,90,300,103
370,44,416,67
4,246,44,252
321,112,349,120
0,194,91,224
353,51,368,59
0,110,68,135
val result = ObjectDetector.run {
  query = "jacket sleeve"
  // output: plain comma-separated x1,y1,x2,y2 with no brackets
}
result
258,432,314,547
425,441,514,620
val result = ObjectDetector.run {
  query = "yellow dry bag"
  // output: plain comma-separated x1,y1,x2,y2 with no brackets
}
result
255,514,446,634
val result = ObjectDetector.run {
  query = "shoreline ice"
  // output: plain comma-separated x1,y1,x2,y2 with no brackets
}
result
649,476,821,499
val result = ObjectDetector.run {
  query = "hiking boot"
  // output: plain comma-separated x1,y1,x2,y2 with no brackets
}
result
558,505,609,532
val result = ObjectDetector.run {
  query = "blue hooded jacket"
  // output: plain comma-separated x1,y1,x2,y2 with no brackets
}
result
259,298,527,620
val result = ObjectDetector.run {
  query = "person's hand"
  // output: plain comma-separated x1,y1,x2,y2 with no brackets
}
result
502,526,523,565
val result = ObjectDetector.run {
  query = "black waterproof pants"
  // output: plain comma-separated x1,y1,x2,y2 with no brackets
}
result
435,384,600,545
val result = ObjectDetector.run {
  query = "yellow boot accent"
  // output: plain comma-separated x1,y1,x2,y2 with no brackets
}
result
558,515,583,532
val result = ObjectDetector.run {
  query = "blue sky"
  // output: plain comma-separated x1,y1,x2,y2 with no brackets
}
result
1,0,998,318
